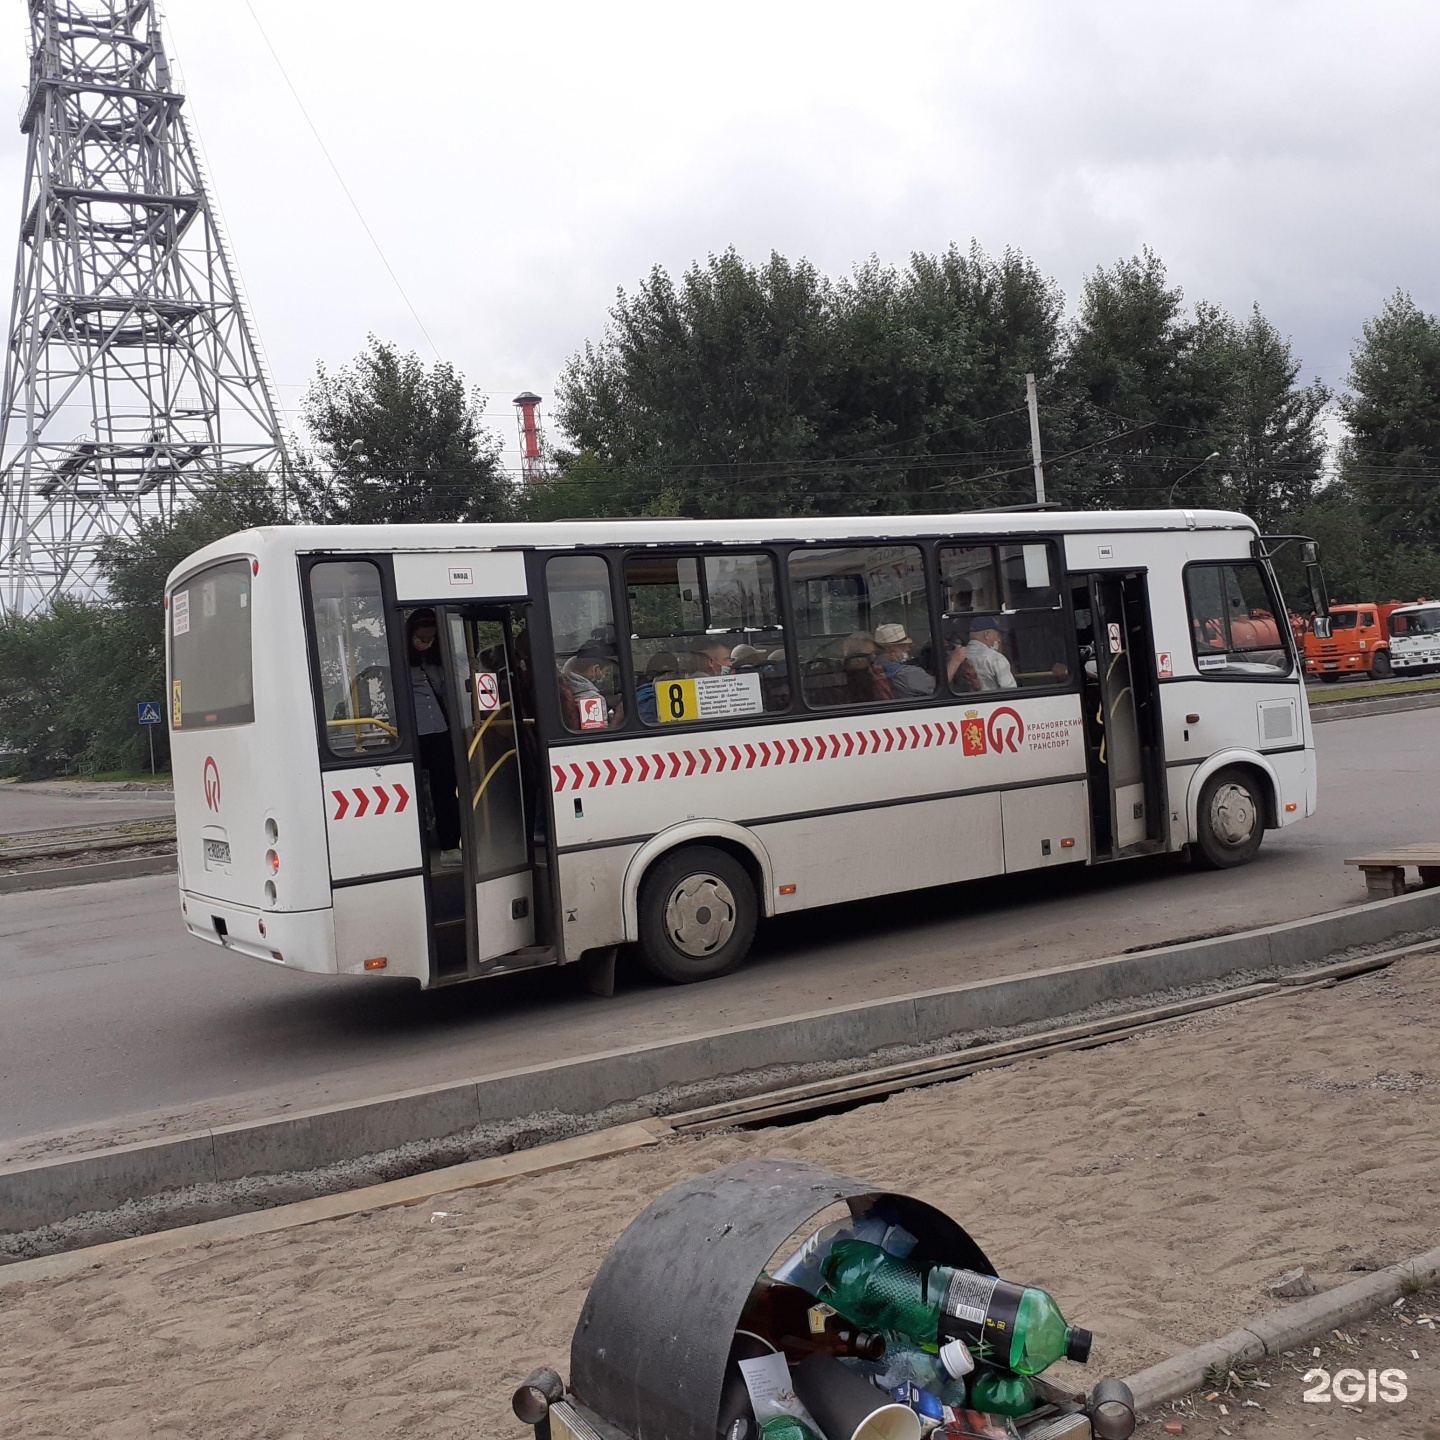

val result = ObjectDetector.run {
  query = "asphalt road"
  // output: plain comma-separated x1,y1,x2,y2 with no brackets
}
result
0,784,173,837
2,709,1436,1162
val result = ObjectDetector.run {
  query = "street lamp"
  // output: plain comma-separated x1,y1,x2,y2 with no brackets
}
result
1167,451,1221,506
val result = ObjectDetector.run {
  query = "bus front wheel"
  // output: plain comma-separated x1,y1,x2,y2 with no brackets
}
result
1193,767,1265,869
638,845,757,984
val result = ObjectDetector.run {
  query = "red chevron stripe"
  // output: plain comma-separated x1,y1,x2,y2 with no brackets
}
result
586,761,600,787
603,759,617,785
332,789,349,820
635,754,649,781
619,757,633,783
552,765,566,792
373,786,389,815
842,732,855,756
352,787,369,818
394,783,410,813
947,721,960,744
787,738,801,762
701,749,714,774
570,763,585,789
909,726,922,749
685,751,698,776
729,745,744,770
652,753,665,779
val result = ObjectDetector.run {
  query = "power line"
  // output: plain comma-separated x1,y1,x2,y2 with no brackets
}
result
241,1,441,361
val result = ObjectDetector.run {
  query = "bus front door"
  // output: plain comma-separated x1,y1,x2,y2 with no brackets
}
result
439,607,541,977
1074,572,1166,858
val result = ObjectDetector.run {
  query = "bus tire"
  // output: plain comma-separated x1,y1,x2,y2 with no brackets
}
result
637,845,757,984
1193,766,1265,870
1370,651,1393,680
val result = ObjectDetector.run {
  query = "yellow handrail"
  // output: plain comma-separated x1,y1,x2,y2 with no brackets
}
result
471,748,517,809
467,701,511,760
327,717,399,738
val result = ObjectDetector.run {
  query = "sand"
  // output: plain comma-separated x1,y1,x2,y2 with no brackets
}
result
1,953,1437,1440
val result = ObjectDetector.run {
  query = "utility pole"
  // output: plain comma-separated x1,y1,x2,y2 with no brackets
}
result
1025,373,1046,506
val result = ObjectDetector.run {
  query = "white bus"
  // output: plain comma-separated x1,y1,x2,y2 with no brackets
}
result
167,509,1320,987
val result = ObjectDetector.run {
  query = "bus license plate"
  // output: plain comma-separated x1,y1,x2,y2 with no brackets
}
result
204,838,232,866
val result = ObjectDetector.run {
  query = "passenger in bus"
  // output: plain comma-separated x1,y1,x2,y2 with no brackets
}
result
729,644,767,670
842,632,895,703
635,651,680,724
406,610,462,866
872,624,938,697
562,643,624,729
691,638,732,676
965,615,1018,691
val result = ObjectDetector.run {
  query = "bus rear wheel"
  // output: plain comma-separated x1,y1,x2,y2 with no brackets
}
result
1193,766,1265,869
638,845,757,984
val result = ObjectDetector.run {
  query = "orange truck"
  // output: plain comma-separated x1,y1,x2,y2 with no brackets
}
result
1303,600,1415,681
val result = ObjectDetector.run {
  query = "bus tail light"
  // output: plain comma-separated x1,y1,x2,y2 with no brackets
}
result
1060,837,1076,849
779,884,797,896
364,957,388,971
1285,802,1298,812
270,951,284,962
265,849,280,873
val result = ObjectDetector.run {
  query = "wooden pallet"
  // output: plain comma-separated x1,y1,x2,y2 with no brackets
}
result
1345,844,1440,899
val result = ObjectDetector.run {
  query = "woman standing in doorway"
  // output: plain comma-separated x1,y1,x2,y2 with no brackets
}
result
406,609,461,866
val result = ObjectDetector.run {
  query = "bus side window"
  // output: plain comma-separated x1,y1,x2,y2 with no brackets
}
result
546,554,623,733
308,560,401,757
624,551,787,725
1183,562,1291,675
789,545,934,707
939,541,1069,692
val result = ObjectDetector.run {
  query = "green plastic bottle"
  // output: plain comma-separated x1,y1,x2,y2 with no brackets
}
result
819,1240,1092,1377
969,1366,1037,1418
760,1418,818,1440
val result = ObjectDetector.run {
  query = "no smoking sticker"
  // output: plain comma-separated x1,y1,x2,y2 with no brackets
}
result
474,671,500,713
1107,622,1123,655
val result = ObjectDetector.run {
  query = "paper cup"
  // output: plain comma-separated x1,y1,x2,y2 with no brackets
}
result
791,1352,922,1440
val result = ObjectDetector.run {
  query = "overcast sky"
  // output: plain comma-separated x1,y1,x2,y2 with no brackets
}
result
2,1,1437,469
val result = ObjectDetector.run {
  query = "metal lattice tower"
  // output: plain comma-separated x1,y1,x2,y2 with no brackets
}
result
0,0,287,615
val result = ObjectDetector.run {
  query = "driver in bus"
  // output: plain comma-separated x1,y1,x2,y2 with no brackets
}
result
406,610,462,867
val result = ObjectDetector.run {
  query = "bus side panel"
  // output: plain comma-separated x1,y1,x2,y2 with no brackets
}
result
325,761,424,880
333,877,429,980
1001,781,1092,870
555,844,636,962
760,792,1002,913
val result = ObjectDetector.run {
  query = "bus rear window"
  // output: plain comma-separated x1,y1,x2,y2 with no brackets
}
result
170,559,255,728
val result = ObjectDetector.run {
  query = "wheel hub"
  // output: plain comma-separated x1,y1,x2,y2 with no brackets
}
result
664,874,736,956
1209,782,1257,846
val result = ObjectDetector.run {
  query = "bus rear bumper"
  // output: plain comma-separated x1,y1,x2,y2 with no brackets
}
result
182,893,337,974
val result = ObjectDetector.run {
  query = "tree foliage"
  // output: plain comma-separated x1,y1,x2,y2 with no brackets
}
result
291,336,511,525
1339,291,1440,546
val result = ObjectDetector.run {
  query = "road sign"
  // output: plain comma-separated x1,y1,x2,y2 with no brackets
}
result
136,701,161,725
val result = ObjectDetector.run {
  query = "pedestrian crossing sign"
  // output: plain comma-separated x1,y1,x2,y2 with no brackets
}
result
136,701,162,725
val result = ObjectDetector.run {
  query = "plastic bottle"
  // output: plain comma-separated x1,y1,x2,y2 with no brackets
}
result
739,1279,887,1362
819,1241,1092,1376
759,1418,819,1440
968,1367,1037,1419
879,1337,974,1406
772,1215,919,1295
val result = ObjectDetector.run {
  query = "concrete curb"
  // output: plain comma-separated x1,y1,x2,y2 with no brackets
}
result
1123,1243,1440,1410
0,853,176,894
1310,690,1440,723
4,886,1440,1234
0,1121,668,1290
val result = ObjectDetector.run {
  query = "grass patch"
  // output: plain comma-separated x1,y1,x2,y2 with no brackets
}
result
1307,675,1440,704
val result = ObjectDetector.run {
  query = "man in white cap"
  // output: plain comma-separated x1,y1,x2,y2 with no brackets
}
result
872,623,937,697
966,614,1017,690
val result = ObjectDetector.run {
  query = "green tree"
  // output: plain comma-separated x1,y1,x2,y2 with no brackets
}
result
1339,290,1440,545
1212,306,1331,528
292,337,511,524
1058,250,1235,509
554,243,1068,516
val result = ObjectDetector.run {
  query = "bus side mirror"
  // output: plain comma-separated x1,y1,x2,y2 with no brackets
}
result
1302,543,1331,639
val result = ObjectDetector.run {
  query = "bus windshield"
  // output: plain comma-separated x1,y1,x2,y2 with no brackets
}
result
169,559,255,728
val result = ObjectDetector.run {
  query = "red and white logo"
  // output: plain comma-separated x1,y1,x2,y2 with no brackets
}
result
960,713,987,756
986,707,1025,754
203,756,221,811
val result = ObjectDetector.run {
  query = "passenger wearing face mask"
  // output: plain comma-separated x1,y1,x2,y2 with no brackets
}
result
406,609,462,866
965,614,1018,690
691,638,732,677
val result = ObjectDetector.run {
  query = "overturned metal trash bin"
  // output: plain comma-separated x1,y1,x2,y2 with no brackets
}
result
513,1157,1134,1440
